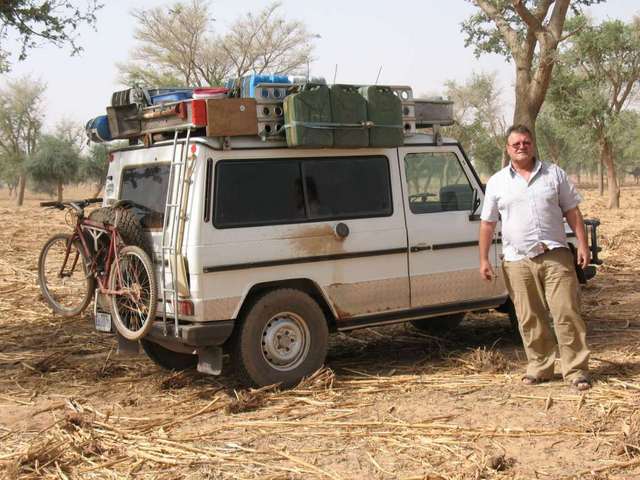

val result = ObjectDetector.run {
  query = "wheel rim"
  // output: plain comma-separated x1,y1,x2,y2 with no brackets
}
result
41,237,90,313
114,251,152,333
260,312,310,371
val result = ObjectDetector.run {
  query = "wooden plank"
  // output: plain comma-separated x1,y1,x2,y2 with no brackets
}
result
206,98,258,136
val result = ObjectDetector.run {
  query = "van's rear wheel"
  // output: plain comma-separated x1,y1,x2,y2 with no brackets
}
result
411,313,465,334
233,289,329,388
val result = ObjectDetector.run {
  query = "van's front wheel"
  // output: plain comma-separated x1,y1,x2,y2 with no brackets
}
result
233,289,329,388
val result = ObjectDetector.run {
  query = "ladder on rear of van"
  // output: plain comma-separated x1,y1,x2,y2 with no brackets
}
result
160,129,192,336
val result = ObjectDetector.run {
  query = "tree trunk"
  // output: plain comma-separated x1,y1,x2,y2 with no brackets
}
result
92,182,104,199
17,175,26,206
512,79,542,160
600,138,620,209
598,160,604,196
500,149,509,169
57,182,63,202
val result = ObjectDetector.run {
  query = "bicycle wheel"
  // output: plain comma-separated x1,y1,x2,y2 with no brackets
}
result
38,233,96,317
109,245,157,340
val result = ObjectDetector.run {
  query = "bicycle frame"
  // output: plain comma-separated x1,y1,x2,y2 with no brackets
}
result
60,215,130,297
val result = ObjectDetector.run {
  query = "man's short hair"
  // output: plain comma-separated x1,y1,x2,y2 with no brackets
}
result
506,124,533,139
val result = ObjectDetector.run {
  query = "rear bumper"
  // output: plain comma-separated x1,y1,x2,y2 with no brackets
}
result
147,320,235,347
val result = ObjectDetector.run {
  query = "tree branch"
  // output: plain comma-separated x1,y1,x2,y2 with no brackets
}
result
474,0,520,56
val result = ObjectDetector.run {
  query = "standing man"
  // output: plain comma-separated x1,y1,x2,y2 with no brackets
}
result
479,125,592,391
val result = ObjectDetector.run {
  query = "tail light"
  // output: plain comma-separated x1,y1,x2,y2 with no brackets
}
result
177,299,194,316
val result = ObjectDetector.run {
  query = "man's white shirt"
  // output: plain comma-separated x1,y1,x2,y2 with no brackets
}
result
480,160,581,262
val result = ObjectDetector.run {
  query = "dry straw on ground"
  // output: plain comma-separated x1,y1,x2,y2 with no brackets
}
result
1,185,640,479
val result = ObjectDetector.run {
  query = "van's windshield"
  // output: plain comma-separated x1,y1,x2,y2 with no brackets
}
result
120,164,170,228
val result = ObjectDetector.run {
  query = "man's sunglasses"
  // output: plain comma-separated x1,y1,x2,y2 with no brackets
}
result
509,141,532,148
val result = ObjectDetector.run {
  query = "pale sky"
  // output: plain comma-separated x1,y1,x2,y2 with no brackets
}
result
4,0,639,131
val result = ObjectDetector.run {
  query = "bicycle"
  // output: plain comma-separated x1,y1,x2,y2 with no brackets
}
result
37,198,157,341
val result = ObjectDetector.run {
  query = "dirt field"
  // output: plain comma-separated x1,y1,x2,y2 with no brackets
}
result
1,185,639,480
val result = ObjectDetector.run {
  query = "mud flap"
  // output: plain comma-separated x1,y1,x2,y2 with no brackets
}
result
117,333,140,355
197,346,222,375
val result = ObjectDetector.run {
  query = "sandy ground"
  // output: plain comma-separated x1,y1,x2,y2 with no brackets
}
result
1,185,639,480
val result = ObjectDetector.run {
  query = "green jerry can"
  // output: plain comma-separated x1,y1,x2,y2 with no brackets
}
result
284,83,333,147
359,85,403,147
330,84,369,147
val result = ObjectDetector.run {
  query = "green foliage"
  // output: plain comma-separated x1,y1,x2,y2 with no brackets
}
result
462,0,603,59
547,19,640,147
443,71,506,176
0,0,102,72
536,109,598,175
610,111,640,174
82,142,110,184
26,134,82,195
0,75,45,185
0,151,22,190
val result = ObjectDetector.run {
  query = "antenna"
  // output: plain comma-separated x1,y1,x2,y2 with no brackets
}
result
375,65,383,85
333,64,338,84
307,61,310,82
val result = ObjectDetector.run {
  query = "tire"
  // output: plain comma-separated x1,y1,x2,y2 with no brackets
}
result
109,245,157,341
140,339,197,371
38,233,96,317
88,207,152,258
411,313,465,334
233,289,329,388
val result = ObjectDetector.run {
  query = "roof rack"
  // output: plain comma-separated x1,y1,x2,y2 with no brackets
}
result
95,82,455,148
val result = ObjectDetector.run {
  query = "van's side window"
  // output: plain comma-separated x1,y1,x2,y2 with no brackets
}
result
214,156,392,228
404,152,473,214
302,157,391,219
214,161,305,227
120,163,170,228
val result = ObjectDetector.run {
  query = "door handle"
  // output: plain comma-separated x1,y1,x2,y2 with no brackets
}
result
410,243,430,253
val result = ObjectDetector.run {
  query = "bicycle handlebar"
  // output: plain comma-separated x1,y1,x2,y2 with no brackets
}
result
39,198,103,210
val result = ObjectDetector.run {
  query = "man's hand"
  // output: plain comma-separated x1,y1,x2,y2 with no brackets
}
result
576,244,590,269
479,220,498,281
479,259,496,281
564,207,590,270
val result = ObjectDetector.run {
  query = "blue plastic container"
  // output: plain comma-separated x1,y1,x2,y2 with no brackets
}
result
241,74,290,98
85,115,112,143
149,89,193,104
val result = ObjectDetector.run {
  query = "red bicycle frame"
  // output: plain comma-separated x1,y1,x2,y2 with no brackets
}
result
62,215,128,296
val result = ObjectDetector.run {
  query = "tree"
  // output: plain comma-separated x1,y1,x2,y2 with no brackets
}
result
547,19,640,208
0,0,102,72
83,142,112,196
0,151,21,196
118,0,317,87
0,76,45,206
535,110,598,184
444,71,507,175
462,0,602,157
26,134,82,201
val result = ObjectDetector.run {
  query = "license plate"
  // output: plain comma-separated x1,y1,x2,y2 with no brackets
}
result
95,312,112,332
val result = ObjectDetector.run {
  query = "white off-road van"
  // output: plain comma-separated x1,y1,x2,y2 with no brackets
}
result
93,86,600,387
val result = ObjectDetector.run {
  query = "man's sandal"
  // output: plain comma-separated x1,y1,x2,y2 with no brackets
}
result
521,375,550,386
571,377,592,391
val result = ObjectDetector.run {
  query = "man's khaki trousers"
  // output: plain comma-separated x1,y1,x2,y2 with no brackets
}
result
502,247,590,382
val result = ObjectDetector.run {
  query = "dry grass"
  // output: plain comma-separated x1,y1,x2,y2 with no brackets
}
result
1,185,640,479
